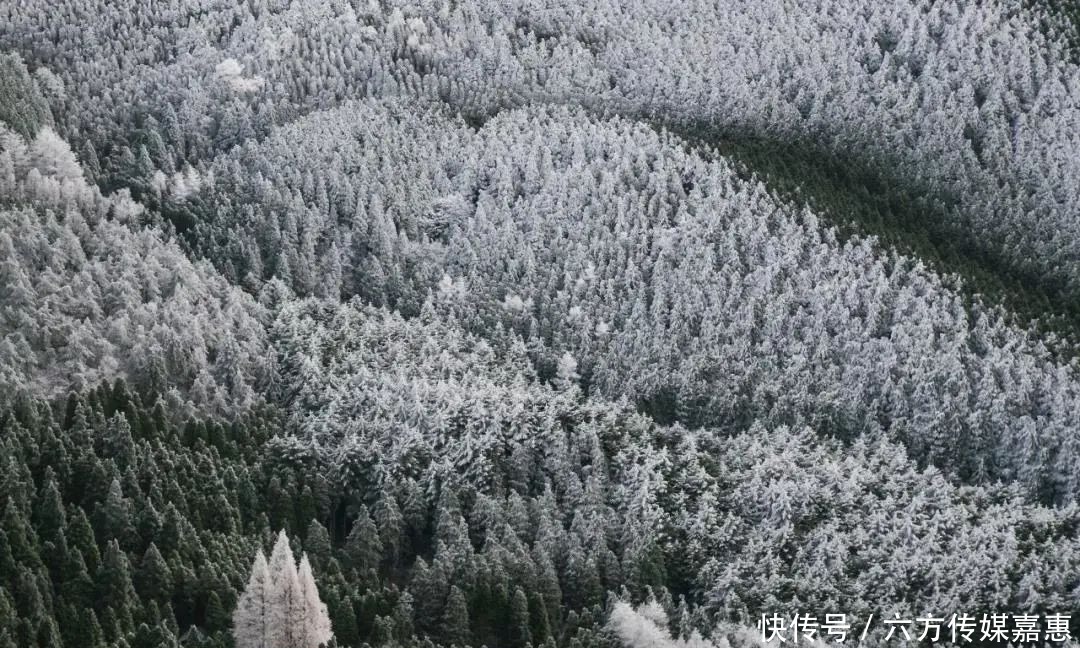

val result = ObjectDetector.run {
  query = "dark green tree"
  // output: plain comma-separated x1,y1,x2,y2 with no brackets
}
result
95,478,134,547
346,506,382,575
304,518,332,569
33,471,66,543
509,586,533,648
96,540,137,635
136,543,171,602
440,585,470,647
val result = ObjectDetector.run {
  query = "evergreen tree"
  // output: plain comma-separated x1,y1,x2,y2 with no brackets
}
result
96,540,136,638
0,53,52,139
34,472,66,543
267,531,302,648
297,554,333,648
136,543,171,601
233,550,270,648
66,507,99,573
95,478,134,547
392,592,415,641
2,504,40,570
372,494,404,568
345,507,382,575
328,596,359,648
509,586,532,648
303,520,331,570
440,585,470,648
205,591,229,634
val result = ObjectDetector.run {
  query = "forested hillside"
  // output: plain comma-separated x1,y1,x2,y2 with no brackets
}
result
2,0,1080,647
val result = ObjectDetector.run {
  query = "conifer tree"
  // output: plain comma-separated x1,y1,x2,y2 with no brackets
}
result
373,494,404,568
235,532,334,648
329,596,359,648
95,478,133,547
34,473,66,543
509,586,532,648
303,520,331,570
136,543,171,602
205,591,229,634
393,592,416,640
345,507,382,575
96,540,136,638
440,585,470,647
297,554,333,648
233,550,270,648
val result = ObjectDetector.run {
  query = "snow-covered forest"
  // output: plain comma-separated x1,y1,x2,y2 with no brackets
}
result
2,0,1080,646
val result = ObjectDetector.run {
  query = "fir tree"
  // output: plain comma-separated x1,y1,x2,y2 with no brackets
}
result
297,554,333,648
345,507,382,575
232,550,270,648
509,586,532,648
440,585,470,647
136,543,171,602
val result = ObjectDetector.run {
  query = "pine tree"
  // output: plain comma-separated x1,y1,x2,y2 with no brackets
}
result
372,494,404,568
135,498,163,549
79,607,107,648
80,140,101,183
408,557,446,637
328,596,359,648
267,531,302,648
136,543,171,602
553,352,581,392
67,507,99,573
205,591,229,634
2,503,40,570
233,549,271,648
529,591,552,644
60,547,94,611
0,531,13,590
34,472,66,543
433,584,465,647
95,478,134,547
345,507,382,574
0,53,52,139
96,540,136,637
297,554,333,648
303,520,331,570
36,616,63,648
392,592,415,641
372,614,395,644
0,588,14,634
509,586,532,648
132,622,180,648
236,533,335,648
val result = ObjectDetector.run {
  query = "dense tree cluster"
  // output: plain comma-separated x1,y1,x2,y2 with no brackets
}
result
0,383,278,648
0,121,272,414
4,367,1079,647
3,0,1080,646
4,0,1080,306
183,99,1080,506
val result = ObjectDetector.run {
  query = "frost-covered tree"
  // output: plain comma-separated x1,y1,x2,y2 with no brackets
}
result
609,600,711,648
236,532,333,648
233,550,271,648
267,531,302,648
28,127,82,181
5,2,1080,647
553,352,580,393
609,600,812,648
0,52,51,139
296,554,332,648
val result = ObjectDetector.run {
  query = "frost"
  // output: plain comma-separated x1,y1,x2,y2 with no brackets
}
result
503,293,526,312
216,57,265,93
